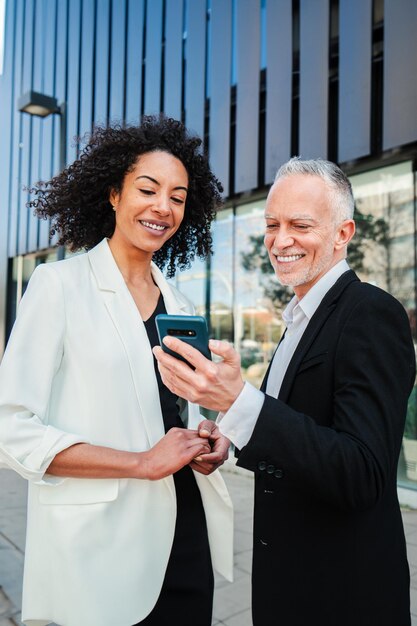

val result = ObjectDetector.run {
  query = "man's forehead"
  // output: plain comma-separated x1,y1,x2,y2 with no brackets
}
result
264,211,317,221
265,175,332,218
267,173,329,198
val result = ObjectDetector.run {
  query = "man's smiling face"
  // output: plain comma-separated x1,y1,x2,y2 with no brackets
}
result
264,174,344,299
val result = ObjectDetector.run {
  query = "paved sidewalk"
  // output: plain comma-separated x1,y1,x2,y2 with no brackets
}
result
2,465,417,626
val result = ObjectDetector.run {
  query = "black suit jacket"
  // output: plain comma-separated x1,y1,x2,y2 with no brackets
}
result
237,270,416,626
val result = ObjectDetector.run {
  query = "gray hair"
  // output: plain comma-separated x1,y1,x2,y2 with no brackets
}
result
274,157,355,223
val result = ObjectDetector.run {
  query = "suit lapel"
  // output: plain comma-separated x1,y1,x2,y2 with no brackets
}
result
87,239,188,449
260,328,287,393
265,270,359,403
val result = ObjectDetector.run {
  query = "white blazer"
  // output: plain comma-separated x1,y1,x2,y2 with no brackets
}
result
0,239,233,626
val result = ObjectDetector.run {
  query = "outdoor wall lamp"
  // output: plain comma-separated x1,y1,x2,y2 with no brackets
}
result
17,90,66,170
17,90,67,259
17,90,61,117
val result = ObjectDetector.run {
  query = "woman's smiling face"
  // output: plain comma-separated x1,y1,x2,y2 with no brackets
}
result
109,150,188,257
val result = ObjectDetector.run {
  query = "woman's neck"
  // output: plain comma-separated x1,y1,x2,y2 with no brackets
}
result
107,236,154,287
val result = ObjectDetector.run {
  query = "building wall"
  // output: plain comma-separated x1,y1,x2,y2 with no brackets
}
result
1,0,417,353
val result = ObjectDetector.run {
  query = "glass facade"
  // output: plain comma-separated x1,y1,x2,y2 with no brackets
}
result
350,162,416,316
209,208,234,343
233,201,282,388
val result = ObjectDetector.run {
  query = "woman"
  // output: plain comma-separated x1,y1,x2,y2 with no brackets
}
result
0,116,233,626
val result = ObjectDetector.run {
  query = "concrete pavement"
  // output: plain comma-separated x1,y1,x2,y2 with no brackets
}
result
0,469,25,626
2,464,417,625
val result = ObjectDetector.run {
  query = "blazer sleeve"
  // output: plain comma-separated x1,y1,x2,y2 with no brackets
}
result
237,290,416,511
0,264,88,484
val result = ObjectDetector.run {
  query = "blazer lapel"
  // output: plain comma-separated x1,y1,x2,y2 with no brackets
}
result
87,239,187,449
267,270,359,403
260,329,287,393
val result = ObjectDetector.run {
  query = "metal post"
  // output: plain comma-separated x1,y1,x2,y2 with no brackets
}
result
57,101,67,261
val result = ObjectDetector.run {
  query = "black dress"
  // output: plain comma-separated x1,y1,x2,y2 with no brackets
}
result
134,294,214,626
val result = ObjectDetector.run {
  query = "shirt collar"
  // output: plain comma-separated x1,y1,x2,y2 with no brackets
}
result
283,260,350,324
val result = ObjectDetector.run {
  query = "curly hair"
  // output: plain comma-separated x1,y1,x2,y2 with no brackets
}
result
30,116,223,277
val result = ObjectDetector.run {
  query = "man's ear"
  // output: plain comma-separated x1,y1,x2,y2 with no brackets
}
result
334,219,355,250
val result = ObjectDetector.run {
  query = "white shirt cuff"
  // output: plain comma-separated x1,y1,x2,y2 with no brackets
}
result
216,382,264,449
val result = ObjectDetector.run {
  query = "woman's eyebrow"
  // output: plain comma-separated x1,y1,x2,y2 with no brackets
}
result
135,175,160,185
135,175,188,192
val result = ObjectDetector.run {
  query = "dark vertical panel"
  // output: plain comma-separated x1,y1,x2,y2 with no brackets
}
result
53,0,68,174
144,0,163,114
17,0,35,255
66,0,81,164
79,0,95,139
125,0,145,123
109,0,127,122
50,0,68,247
38,0,57,249
234,0,260,193
8,0,24,258
184,0,206,138
208,0,232,196
27,0,45,252
265,0,292,183
164,0,183,121
338,0,372,163
383,0,417,150
0,0,17,352
299,0,329,159
94,0,111,125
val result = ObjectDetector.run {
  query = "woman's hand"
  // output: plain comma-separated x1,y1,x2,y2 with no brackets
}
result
47,428,213,481
189,420,230,476
142,427,211,480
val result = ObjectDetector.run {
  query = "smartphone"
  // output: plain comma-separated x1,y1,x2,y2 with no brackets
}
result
155,314,211,366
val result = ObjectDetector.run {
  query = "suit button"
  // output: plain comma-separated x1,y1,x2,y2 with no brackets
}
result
266,464,275,474
274,469,284,479
258,461,267,471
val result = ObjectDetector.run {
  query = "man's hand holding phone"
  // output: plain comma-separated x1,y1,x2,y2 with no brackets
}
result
152,330,245,413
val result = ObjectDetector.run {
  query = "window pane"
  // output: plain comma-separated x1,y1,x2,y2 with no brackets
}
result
235,199,283,387
173,256,207,317
210,208,234,342
349,162,416,316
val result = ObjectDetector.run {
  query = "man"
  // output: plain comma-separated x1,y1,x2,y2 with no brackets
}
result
153,158,416,626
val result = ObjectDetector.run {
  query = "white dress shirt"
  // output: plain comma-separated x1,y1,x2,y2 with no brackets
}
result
217,260,350,449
